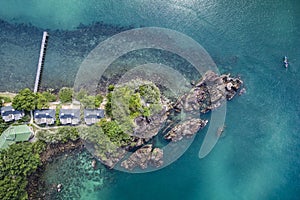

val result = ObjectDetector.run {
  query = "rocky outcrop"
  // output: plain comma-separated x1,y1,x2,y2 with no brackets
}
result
121,144,163,170
93,146,127,169
94,71,243,170
27,140,84,199
175,70,243,113
133,109,169,138
149,148,164,168
164,118,208,142
133,97,172,138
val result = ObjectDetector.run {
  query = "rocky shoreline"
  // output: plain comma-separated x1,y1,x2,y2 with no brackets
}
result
118,70,243,171
27,139,84,200
26,70,244,190
121,144,163,170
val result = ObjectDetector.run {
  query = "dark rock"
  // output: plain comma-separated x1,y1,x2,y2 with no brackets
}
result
164,118,208,142
132,97,171,138
121,144,163,170
175,70,243,114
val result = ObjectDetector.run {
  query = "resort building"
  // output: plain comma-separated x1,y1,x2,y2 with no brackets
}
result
0,125,33,149
84,109,105,125
0,106,24,122
59,109,80,125
34,109,56,125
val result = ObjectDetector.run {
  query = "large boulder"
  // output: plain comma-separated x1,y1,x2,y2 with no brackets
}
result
164,118,208,142
174,70,243,113
121,144,164,170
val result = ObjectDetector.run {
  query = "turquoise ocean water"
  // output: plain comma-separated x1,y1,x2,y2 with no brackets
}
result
0,0,300,199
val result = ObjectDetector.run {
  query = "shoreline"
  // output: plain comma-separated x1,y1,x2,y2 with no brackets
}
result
27,139,85,199
0,91,17,98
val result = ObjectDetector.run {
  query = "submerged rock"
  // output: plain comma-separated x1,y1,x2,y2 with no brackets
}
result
57,184,62,192
239,87,246,96
91,159,97,169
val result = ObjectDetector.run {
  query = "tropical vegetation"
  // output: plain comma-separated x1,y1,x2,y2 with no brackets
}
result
98,119,132,147
0,141,46,200
36,91,57,109
0,96,11,107
105,92,113,117
108,81,162,134
12,88,36,111
58,87,73,103
37,127,80,143
75,89,103,109
41,91,57,102
36,93,49,109
10,88,57,111
80,121,135,164
0,118,10,135
0,81,163,199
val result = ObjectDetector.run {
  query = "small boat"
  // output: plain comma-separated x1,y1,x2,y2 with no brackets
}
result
283,56,288,68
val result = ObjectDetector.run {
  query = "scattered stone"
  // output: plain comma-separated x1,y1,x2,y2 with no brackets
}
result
239,87,246,96
91,159,96,169
57,184,62,192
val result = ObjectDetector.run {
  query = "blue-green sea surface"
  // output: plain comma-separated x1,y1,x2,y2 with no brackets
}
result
0,0,299,200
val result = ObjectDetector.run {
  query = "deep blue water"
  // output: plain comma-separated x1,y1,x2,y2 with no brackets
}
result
0,0,300,199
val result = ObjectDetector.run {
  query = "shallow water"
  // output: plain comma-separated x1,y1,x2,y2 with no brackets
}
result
36,149,115,200
0,0,300,199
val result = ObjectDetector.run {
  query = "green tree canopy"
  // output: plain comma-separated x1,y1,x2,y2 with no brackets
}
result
0,118,9,135
58,87,73,103
41,91,57,102
81,95,96,109
108,83,162,134
108,84,115,92
37,127,79,143
75,89,103,109
105,93,112,117
75,89,88,101
0,96,11,107
12,88,36,111
36,93,49,110
139,84,161,103
0,141,45,200
95,94,103,107
98,119,132,147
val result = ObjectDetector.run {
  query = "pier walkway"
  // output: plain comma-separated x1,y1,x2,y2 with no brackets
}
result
33,31,49,94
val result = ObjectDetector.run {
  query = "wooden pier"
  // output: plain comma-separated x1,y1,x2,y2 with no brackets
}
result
34,31,49,93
